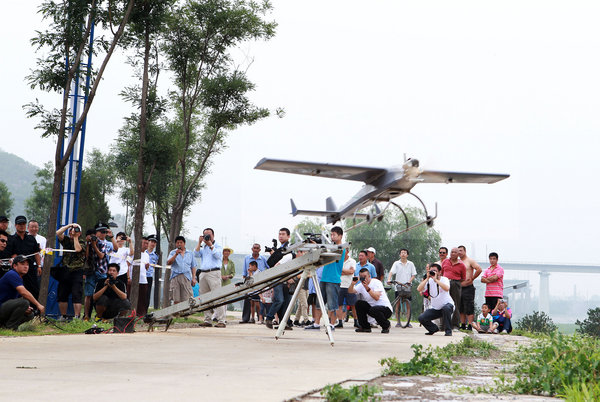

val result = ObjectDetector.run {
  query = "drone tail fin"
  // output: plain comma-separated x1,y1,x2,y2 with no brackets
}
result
290,198,341,223
326,197,337,212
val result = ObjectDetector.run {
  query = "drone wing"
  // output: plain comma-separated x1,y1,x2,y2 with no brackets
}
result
255,158,386,183
418,170,509,184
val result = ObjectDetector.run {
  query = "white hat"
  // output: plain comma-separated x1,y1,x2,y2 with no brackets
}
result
366,247,376,254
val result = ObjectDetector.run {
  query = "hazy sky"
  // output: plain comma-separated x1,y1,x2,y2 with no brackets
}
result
2,0,599,288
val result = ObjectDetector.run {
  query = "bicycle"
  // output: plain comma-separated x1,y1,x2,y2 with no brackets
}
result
388,281,412,328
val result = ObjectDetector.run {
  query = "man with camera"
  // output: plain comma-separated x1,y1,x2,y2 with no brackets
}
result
265,228,293,330
83,223,114,320
93,263,131,320
0,255,45,329
56,223,86,320
9,215,41,300
348,267,393,333
167,236,197,305
194,228,225,327
417,263,455,336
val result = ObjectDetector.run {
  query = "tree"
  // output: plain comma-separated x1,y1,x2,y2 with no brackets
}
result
346,207,441,276
25,163,54,233
0,182,15,218
576,307,600,338
25,0,136,308
160,0,276,250
291,218,327,244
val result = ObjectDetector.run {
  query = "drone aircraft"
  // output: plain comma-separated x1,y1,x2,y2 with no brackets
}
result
255,157,509,232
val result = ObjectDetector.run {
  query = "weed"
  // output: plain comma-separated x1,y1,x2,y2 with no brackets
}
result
561,381,600,402
515,311,557,335
380,344,457,376
442,335,498,358
320,383,381,402
576,307,600,338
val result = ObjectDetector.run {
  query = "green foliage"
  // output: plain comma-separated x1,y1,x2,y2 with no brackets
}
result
0,181,14,217
320,383,381,402
576,307,600,338
380,337,496,376
561,381,600,402
0,318,113,337
509,333,600,396
380,344,457,376
516,311,557,335
346,207,441,277
24,162,53,234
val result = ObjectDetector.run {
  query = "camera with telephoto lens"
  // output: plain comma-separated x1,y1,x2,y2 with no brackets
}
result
264,239,278,253
303,232,323,244
73,226,81,233
429,270,436,276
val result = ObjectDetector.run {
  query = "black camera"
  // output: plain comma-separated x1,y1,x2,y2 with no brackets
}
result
360,276,367,283
429,270,436,276
90,235,98,242
303,232,323,244
73,226,81,233
265,239,278,253
107,277,117,286
203,234,211,242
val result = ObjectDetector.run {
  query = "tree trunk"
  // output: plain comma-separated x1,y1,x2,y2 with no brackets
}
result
129,23,151,315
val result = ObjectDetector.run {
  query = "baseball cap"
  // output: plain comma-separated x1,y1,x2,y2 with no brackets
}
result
12,255,27,264
14,215,27,225
366,247,376,254
0,215,8,222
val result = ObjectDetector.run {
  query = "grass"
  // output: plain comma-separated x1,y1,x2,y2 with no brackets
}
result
320,383,381,402
0,317,114,336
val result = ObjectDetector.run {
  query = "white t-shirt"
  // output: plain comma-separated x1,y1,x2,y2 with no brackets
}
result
110,247,131,277
128,252,148,284
340,258,357,288
276,253,293,266
389,260,417,284
35,234,47,267
353,279,393,311
427,276,454,310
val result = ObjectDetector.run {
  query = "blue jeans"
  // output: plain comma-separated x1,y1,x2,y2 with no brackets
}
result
317,281,340,311
494,317,512,333
418,303,454,335
266,284,292,325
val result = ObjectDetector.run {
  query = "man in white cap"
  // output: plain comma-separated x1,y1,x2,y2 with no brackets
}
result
366,247,385,281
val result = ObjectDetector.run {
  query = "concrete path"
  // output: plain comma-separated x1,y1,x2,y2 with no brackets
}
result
0,320,463,402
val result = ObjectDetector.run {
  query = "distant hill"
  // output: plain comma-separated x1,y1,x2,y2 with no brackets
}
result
0,149,40,216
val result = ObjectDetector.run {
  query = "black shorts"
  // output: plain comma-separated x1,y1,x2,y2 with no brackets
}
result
307,293,317,305
96,295,132,319
460,285,475,315
57,270,84,304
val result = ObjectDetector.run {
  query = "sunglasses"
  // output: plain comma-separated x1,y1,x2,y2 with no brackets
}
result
439,251,447,254
0,239,7,243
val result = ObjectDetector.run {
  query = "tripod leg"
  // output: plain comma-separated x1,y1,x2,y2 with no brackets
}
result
313,273,334,346
275,271,307,339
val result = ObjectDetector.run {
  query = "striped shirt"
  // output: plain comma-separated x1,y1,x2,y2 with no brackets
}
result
483,265,504,297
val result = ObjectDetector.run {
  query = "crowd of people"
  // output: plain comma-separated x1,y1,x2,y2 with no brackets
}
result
0,214,512,336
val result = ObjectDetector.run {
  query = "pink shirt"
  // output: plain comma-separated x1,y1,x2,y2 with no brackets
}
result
483,265,504,297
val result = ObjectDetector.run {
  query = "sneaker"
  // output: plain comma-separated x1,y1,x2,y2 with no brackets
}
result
425,329,439,335
304,324,320,330
406,323,413,328
501,329,508,334
493,329,499,334
355,327,371,333
239,320,250,324
200,321,213,327
94,316,102,323
381,327,390,334
459,323,466,330
215,322,226,328
265,319,273,329
285,325,293,331
445,332,452,336
293,320,300,326
57,315,68,322
467,324,473,331
212,318,218,322
249,319,255,324
354,320,359,328
395,322,403,328
335,321,343,329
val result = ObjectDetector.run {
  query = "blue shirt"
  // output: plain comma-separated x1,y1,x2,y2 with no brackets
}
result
168,249,197,280
320,249,346,284
194,242,223,271
308,266,324,294
242,255,270,277
356,262,377,279
146,250,159,277
0,270,23,308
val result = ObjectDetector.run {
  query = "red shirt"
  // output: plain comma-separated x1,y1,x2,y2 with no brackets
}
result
442,259,466,281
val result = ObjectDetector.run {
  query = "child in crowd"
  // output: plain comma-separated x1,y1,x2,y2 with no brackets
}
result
247,261,261,323
473,303,498,333
258,286,273,325
492,299,512,334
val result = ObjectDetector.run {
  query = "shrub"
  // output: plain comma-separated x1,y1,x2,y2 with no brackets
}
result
380,343,458,376
320,383,381,402
561,382,600,402
576,307,600,338
515,311,557,335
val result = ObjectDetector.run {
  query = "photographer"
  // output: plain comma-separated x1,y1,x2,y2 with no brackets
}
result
167,236,197,305
56,223,86,320
265,228,293,330
0,230,11,280
348,268,393,333
93,263,131,320
0,255,45,329
491,299,512,334
417,263,454,336
83,223,114,320
194,228,225,327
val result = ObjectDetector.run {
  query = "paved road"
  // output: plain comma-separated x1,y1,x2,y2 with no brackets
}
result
0,320,463,402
